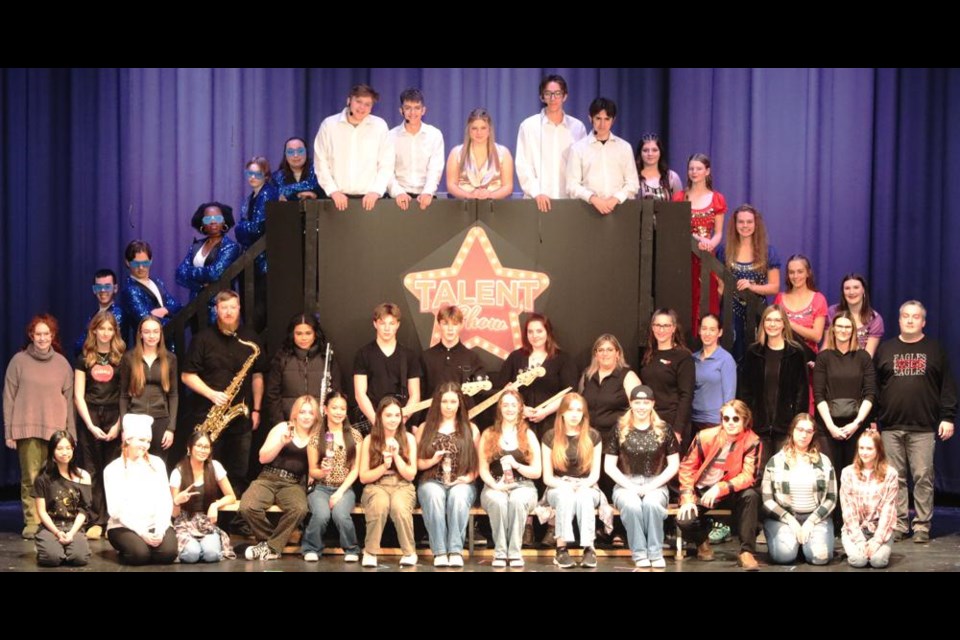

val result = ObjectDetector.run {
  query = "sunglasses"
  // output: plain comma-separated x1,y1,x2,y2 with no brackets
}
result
202,215,225,225
92,284,114,294
285,148,306,157
130,260,152,268
245,170,265,180
721,414,741,423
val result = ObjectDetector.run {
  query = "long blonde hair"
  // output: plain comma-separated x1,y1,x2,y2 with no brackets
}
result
550,393,594,474
723,204,770,273
82,310,125,368
459,108,499,175
482,389,532,461
128,316,171,397
617,403,669,445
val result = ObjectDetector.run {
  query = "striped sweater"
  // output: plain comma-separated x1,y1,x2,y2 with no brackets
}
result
761,450,837,524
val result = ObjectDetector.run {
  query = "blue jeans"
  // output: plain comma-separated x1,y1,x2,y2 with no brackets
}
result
418,480,476,556
303,484,359,555
764,513,834,565
546,483,601,548
481,481,537,559
180,533,222,563
613,477,669,562
842,527,892,568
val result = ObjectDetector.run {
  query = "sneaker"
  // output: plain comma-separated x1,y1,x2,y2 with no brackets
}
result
303,552,319,562
738,551,760,571
913,530,930,544
85,525,103,540
492,557,507,568
708,522,731,544
542,525,556,547
554,547,575,569
581,547,598,568
522,523,535,547
361,552,378,567
651,558,667,571
399,553,418,566
448,553,464,567
892,531,907,542
635,558,651,569
508,557,525,568
697,540,715,562
344,553,360,563
245,542,279,561
433,554,450,567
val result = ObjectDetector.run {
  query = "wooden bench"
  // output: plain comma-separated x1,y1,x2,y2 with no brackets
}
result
220,503,731,558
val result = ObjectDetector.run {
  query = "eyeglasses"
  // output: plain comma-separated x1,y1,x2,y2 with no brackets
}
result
652,323,675,330
130,260,152,269
202,215,225,225
542,91,564,99
285,148,306,157
795,427,816,435
596,347,617,353
193,444,212,451
245,170,265,180
721,414,741,423
92,284,114,294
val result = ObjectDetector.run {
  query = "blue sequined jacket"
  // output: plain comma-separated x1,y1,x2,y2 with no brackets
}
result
175,235,241,298
273,165,324,201
235,182,280,275
119,275,182,342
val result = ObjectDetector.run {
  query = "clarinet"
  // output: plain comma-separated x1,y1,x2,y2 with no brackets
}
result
319,342,333,413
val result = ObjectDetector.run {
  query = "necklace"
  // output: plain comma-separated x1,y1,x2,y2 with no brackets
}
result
96,352,110,366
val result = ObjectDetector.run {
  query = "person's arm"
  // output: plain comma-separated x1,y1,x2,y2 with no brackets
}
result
604,453,639,491
871,468,900,545
839,467,866,545
208,472,237,524
402,377,421,419
719,351,737,404
747,266,781,297
445,148,475,200
647,452,680,490
813,353,841,437
621,370,642,398
515,120,540,199
703,213,724,253
676,355,695,446
488,150,514,200
359,435,386,484
163,355,179,447
415,424,444,471
565,143,592,202
258,423,292,465
478,432,499,488
938,343,957,440
394,432,418,482
182,372,229,407
250,372,263,431
514,430,542,480
717,436,760,502
761,457,796,526
314,122,339,197
74,369,103,440
541,439,565,489
371,124,395,199
614,143,640,203
353,374,375,426
307,442,330,482
334,435,362,498
3,360,19,444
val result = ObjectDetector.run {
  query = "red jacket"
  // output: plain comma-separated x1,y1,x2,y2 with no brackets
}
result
679,426,761,506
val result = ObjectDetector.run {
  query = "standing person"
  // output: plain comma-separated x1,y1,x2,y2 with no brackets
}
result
387,88,445,211
32,431,92,567
314,84,394,212
716,204,781,364
73,268,124,356
579,333,642,447
635,133,682,201
604,386,680,570
74,310,125,539
119,239,181,344
4,314,74,539
775,254,827,355
273,136,323,202
420,305,485,403
239,395,313,561
120,316,178,467
478,390,542,567
740,304,810,471
301,392,363,563
353,302,422,431
541,392,603,569
169,431,237,563
875,300,956,543
826,273,884,356
175,202,240,325
103,414,178,565
181,290,266,497
415,383,480,567
445,108,514,200
358,396,419,568
691,314,737,432
566,97,640,215
839,430,899,568
761,413,837,566
515,74,587,213
234,156,280,276
676,399,762,570
639,309,695,450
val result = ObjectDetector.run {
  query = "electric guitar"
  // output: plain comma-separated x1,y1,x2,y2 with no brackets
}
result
467,366,547,419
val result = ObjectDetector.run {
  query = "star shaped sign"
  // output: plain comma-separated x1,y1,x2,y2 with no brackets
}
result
403,226,550,359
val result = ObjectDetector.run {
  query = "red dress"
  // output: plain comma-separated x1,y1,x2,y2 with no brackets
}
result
673,190,727,329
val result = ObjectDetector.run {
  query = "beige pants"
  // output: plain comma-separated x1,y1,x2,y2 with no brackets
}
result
18,438,48,529
361,475,416,555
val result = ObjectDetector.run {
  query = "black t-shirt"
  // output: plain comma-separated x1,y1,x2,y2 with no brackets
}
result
604,425,679,477
496,349,579,410
32,472,92,526
74,353,120,407
353,341,422,407
764,347,785,427
542,427,601,478
182,326,267,422
421,342,485,399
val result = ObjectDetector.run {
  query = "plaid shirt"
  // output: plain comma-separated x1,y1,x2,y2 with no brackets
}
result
839,465,899,545
761,450,837,525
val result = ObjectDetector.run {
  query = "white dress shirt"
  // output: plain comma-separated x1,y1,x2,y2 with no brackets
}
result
387,122,445,197
566,132,640,203
515,109,587,199
314,108,395,196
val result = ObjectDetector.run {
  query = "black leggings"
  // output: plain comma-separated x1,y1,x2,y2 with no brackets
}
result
107,527,178,565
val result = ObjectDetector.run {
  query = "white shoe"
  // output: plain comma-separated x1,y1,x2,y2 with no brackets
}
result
635,558,651,569
361,552,378,567
344,553,360,563
492,557,507,568
303,552,319,562
651,558,667,570
448,554,464,567
433,554,449,567
399,554,418,566
508,557,525,568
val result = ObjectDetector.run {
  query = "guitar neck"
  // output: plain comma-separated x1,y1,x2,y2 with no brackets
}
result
467,388,506,419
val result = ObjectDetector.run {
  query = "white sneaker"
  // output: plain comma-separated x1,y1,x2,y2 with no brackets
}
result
399,553,418,566
303,552,319,562
651,558,667,570
433,554,449,567
344,553,360,563
492,557,507,568
361,552,378,567
635,558,651,569
245,542,279,561
448,554,464,567
508,557,525,568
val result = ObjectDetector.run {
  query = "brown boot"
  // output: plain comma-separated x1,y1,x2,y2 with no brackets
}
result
738,551,759,571
697,540,715,562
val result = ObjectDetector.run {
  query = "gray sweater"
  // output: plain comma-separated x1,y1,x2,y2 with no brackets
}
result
3,345,75,440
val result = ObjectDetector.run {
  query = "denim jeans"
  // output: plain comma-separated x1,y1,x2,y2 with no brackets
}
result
481,481,537,559
881,429,935,534
546,483,601,548
613,477,669,562
302,484,359,555
418,480,476,556
763,513,834,565
842,527,892,568
180,533,222,563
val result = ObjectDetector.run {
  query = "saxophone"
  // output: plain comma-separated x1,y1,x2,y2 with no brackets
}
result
196,333,261,442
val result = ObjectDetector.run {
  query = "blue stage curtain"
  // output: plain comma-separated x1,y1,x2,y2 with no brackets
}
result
2,68,959,491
